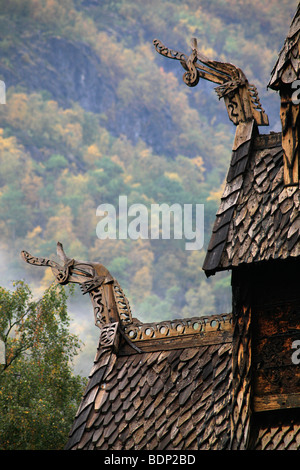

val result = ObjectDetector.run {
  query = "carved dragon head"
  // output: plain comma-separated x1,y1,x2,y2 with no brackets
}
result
21,242,135,347
21,242,113,293
153,38,269,127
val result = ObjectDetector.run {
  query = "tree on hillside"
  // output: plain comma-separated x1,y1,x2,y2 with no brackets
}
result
0,281,86,450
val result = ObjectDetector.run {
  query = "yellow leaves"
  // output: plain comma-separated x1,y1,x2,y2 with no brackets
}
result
111,154,124,170
0,131,25,186
27,226,43,240
59,122,83,150
39,269,55,295
60,173,89,198
20,170,43,205
4,92,28,126
164,171,182,182
140,148,151,160
131,265,153,302
0,132,20,153
44,205,74,242
207,179,226,202
84,144,102,165
197,45,216,59
123,174,133,184
191,156,205,171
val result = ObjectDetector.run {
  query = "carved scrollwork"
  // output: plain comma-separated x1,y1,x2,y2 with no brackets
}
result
99,322,119,350
153,37,269,127
21,250,75,285
21,242,133,336
113,282,133,325
55,259,75,285
153,38,187,62
80,276,105,294
21,250,60,270
153,38,199,87
91,286,106,327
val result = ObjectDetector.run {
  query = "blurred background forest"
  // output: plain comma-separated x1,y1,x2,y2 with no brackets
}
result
0,0,297,375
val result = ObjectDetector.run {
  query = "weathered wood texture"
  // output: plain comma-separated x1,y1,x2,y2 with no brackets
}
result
122,314,232,353
280,89,300,186
230,269,253,450
250,260,300,408
230,260,300,449
21,242,133,332
203,120,256,275
65,314,233,450
268,5,300,186
203,130,300,275
153,39,268,127
268,4,300,90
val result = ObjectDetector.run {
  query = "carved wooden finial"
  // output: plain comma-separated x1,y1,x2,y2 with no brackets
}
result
153,38,269,128
21,242,133,333
268,5,300,186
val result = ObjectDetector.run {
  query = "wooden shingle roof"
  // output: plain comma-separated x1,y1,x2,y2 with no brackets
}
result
203,124,300,276
65,314,232,450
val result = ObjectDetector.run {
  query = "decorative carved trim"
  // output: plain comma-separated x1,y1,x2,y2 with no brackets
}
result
113,281,132,326
99,322,119,351
80,276,105,294
153,37,269,127
280,92,300,186
21,242,133,333
90,285,106,327
124,314,232,342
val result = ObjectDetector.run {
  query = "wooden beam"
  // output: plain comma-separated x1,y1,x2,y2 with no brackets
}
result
253,393,300,412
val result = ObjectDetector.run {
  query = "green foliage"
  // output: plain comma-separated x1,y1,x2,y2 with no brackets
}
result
0,281,86,450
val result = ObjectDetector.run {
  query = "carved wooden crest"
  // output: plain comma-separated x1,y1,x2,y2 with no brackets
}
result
153,38,269,127
21,242,133,334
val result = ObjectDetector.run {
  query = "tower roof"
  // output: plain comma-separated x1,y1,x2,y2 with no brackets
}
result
202,126,300,276
268,3,300,90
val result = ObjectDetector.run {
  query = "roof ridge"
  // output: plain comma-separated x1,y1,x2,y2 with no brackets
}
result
122,313,232,352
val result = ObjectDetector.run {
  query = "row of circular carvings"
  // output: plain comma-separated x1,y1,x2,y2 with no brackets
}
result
125,314,232,341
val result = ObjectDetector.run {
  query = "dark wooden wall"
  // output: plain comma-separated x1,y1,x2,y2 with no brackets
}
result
231,257,300,448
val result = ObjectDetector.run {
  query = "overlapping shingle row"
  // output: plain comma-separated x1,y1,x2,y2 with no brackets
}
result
268,3,300,90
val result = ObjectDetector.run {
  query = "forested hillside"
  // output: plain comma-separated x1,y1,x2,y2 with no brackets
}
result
0,0,297,373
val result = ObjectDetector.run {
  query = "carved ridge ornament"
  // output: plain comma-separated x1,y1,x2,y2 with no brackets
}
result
99,322,120,351
153,38,269,127
125,314,232,342
21,242,133,334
